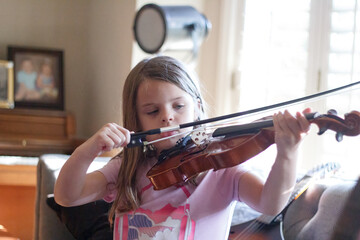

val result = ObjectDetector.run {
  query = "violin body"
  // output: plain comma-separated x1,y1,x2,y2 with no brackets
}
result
147,110,360,190
147,129,275,190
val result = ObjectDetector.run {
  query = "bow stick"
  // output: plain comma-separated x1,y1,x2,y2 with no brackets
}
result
128,81,360,148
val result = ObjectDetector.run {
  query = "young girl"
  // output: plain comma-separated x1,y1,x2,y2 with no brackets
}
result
36,61,58,100
54,56,311,239
15,58,40,101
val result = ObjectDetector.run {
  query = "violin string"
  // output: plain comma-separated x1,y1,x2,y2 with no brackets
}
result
145,129,195,146
144,112,279,145
143,83,360,145
144,114,272,146
144,122,233,146
233,225,252,240
144,115,278,145
233,221,267,240
171,80,360,133
130,81,360,147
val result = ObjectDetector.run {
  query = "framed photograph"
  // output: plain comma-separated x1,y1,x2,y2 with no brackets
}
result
0,60,15,109
8,46,64,110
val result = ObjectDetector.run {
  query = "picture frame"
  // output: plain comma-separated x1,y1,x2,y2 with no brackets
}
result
8,46,64,110
0,60,15,109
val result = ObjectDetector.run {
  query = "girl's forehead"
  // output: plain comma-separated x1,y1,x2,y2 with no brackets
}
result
136,79,192,102
138,79,179,92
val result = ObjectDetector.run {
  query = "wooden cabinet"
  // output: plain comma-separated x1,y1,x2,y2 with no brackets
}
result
0,108,83,156
0,108,84,240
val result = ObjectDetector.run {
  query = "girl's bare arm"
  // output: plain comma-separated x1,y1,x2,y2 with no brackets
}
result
238,109,311,215
54,123,130,206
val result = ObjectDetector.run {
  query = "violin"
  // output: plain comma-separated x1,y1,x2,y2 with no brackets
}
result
128,81,360,148
145,110,360,190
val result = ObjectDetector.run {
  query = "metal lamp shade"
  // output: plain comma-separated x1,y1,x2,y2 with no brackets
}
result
133,4,211,54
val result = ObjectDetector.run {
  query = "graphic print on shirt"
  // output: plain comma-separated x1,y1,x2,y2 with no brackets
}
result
115,203,195,240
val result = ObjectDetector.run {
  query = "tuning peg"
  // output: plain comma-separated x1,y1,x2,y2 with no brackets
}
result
317,127,327,135
327,109,338,115
335,132,343,142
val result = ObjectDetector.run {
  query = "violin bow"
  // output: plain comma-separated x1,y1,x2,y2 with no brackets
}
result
128,81,360,148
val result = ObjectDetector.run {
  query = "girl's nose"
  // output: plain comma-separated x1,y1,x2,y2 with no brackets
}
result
161,110,174,123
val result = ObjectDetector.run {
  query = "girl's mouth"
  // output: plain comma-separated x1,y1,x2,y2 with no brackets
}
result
160,131,178,138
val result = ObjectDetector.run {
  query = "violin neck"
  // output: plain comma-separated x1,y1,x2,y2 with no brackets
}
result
212,112,318,138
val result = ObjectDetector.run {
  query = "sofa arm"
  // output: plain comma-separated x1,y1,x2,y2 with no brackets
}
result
34,154,75,240
34,154,111,240
282,179,356,240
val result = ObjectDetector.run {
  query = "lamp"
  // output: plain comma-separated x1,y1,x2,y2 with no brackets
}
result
133,4,211,57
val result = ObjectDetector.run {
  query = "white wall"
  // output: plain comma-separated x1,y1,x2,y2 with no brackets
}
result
85,0,134,137
0,0,221,138
0,0,135,138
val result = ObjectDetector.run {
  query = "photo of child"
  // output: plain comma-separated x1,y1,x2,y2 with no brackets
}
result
13,49,63,109
36,60,58,100
10,47,63,110
15,58,41,101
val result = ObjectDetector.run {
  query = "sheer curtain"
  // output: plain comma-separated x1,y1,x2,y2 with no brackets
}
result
229,0,360,176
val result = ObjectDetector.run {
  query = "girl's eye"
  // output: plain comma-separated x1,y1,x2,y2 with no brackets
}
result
175,104,185,109
147,109,158,115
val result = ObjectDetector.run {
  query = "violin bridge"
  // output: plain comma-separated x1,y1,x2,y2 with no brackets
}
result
191,130,208,146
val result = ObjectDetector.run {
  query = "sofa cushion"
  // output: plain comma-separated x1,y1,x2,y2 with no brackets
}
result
47,195,112,240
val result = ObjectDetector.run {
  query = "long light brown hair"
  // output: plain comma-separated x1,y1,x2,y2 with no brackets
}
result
108,56,206,223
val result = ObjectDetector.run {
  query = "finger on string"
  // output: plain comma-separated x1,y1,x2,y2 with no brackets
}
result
273,111,286,133
283,110,303,136
302,107,312,114
296,111,311,133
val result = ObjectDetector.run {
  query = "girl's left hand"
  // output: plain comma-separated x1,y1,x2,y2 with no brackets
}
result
272,108,312,158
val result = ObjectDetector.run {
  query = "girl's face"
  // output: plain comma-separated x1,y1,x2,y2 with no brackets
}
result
136,79,199,153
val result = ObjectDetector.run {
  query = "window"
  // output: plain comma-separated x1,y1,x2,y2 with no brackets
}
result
233,0,360,176
237,0,310,110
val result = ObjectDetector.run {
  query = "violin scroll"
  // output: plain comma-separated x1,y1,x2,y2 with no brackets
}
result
311,110,360,142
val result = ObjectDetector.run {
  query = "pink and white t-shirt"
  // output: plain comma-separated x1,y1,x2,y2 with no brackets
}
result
98,156,248,240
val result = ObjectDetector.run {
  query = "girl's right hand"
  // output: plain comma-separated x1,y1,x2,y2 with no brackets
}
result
77,123,131,159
